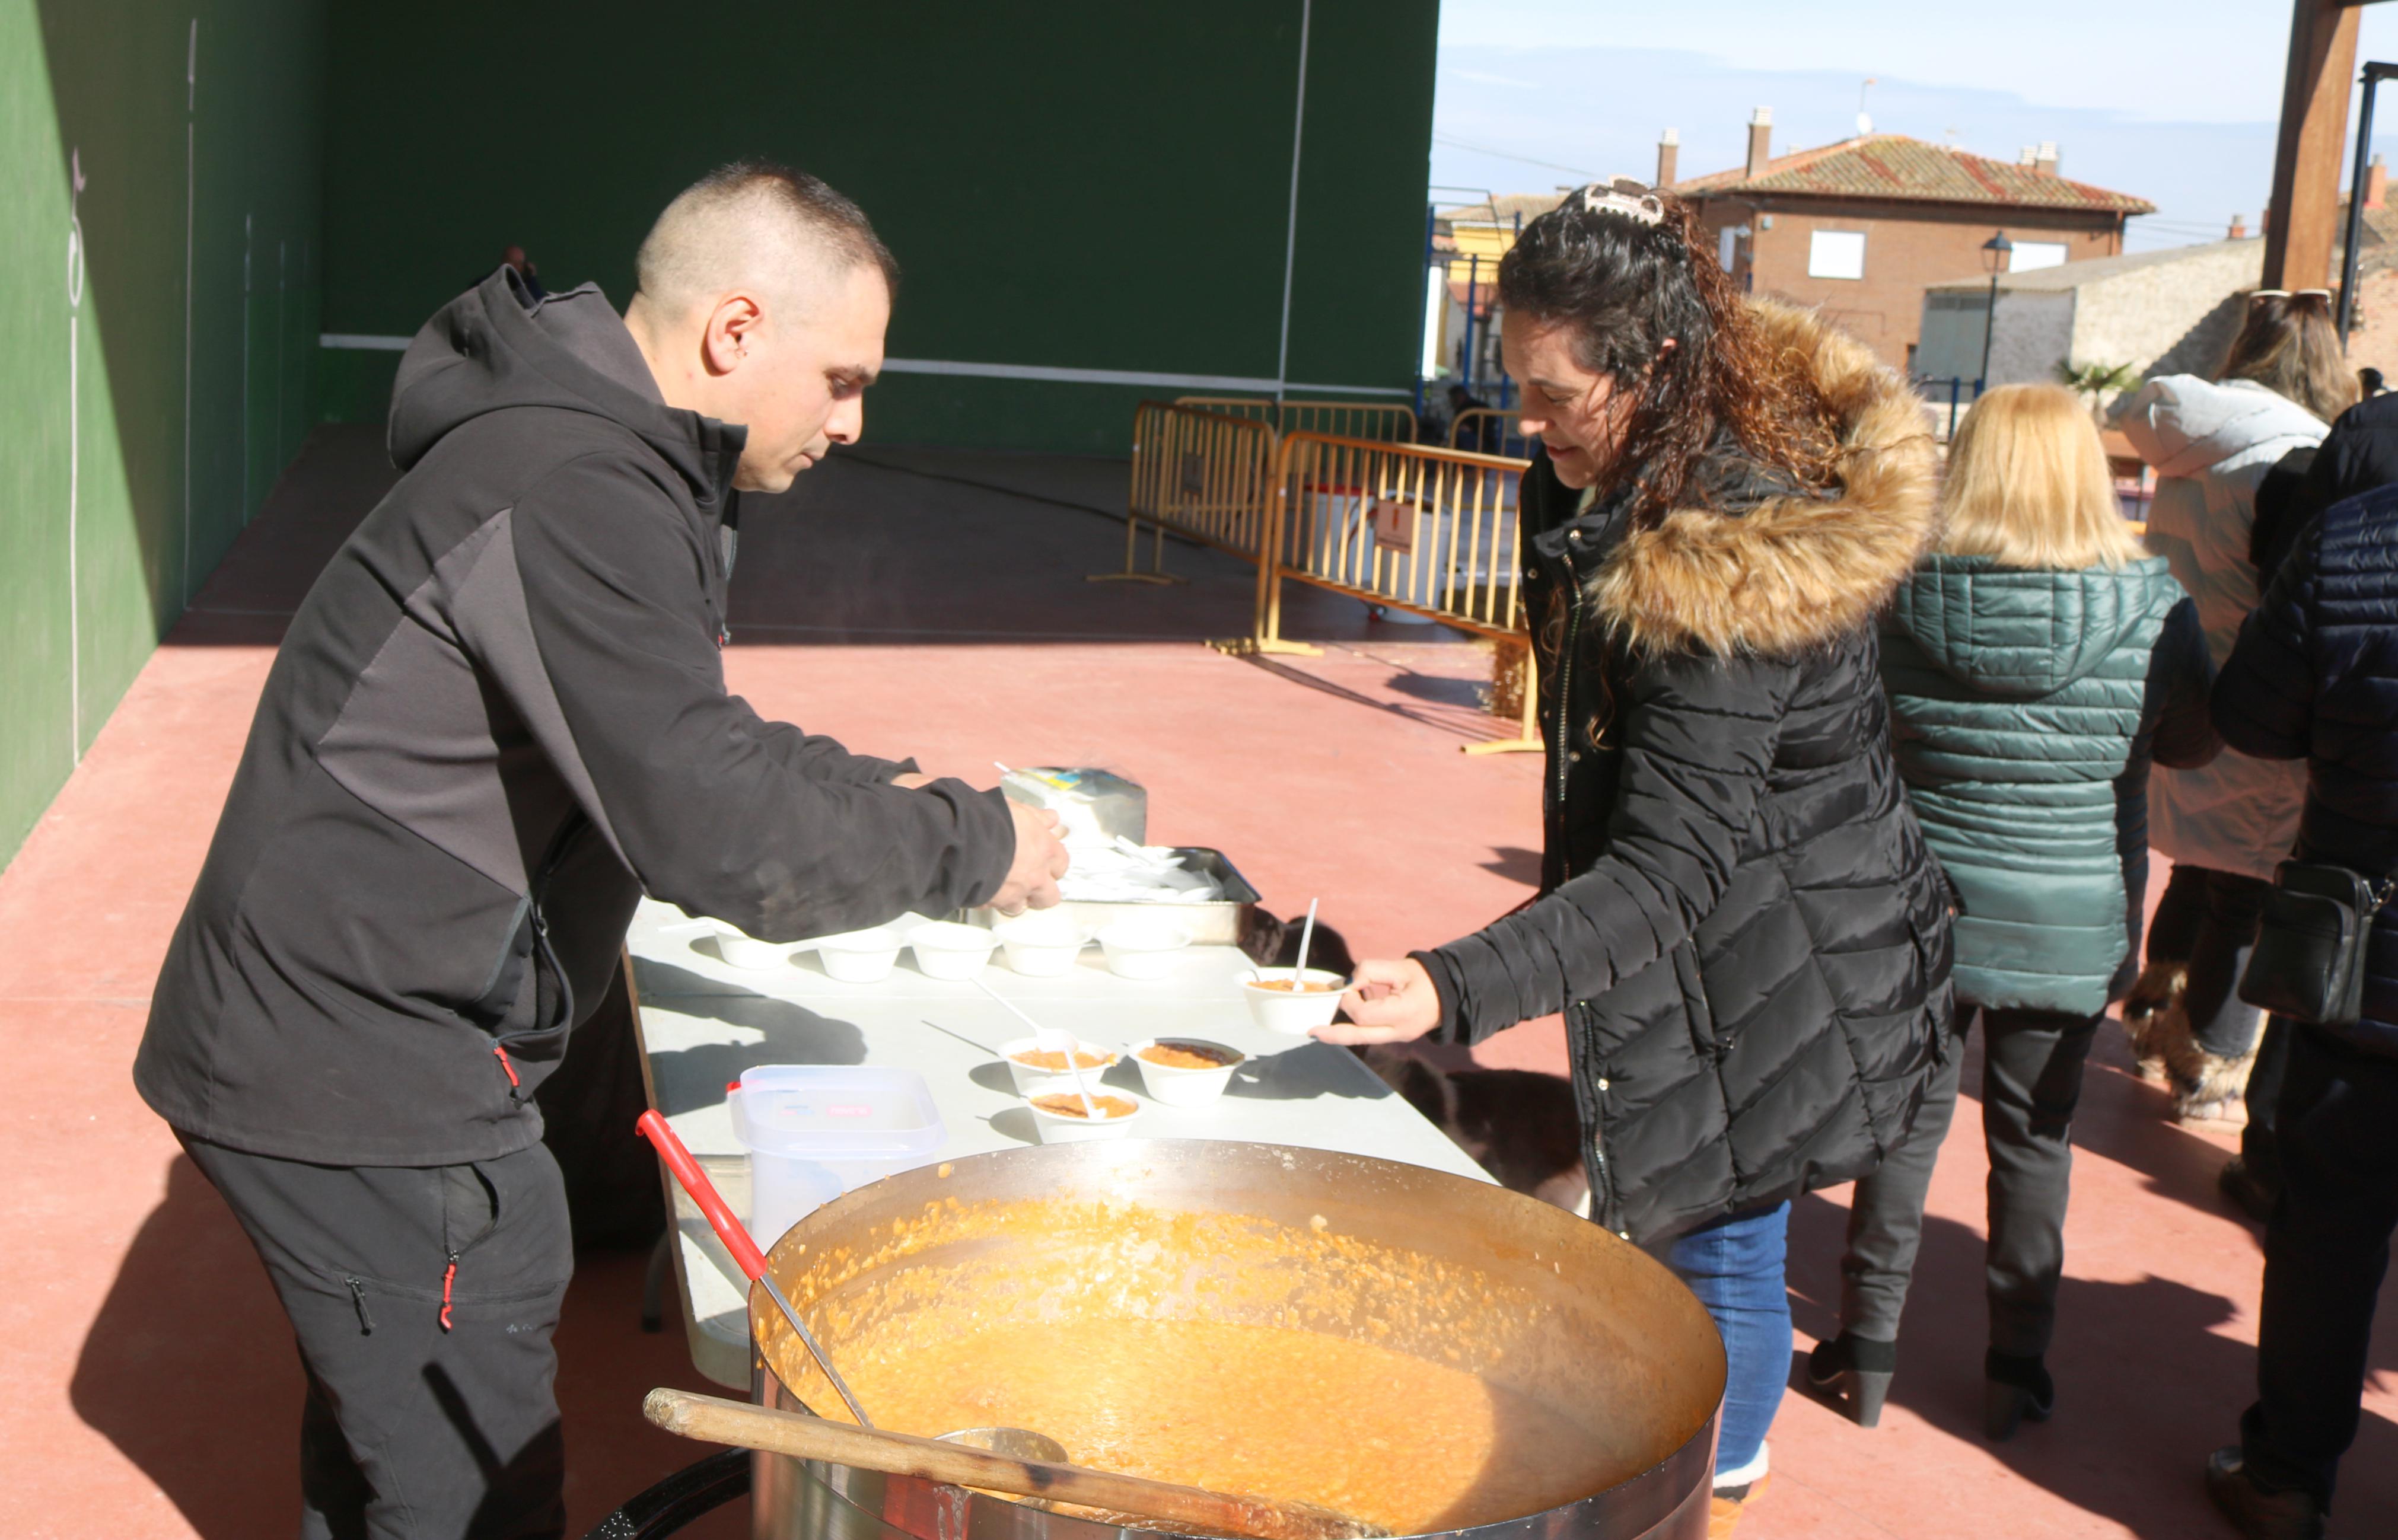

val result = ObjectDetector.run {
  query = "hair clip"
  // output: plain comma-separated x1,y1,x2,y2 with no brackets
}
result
1571,176,1666,227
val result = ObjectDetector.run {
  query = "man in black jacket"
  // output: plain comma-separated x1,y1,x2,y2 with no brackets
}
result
2205,482,2398,1539
135,162,1063,1539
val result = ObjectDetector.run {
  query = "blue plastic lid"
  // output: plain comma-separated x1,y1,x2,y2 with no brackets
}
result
729,1065,945,1159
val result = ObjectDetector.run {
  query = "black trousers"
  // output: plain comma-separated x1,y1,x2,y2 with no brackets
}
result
180,1133,574,1540
1840,1005,2103,1357
2146,862,2272,1058
2240,1028,2398,1507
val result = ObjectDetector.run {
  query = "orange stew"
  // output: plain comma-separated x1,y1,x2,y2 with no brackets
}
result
1138,1042,1240,1070
1252,979,1339,993
832,1318,1614,1532
1011,1048,1112,1071
1030,1093,1139,1120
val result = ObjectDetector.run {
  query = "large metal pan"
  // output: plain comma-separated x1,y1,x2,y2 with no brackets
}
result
746,1140,1724,1540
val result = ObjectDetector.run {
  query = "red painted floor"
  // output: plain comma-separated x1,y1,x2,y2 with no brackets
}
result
1,426,2391,1538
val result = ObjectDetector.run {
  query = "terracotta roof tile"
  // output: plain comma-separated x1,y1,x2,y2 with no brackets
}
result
1675,135,2154,215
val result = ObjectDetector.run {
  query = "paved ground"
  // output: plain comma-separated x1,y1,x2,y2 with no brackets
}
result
1,425,2391,1538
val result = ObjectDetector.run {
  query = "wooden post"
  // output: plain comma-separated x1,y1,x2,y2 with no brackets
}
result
2263,0,2365,291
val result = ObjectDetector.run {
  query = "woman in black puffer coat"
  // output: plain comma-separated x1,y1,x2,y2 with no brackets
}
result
2202,482,2398,1535
1320,183,1953,1526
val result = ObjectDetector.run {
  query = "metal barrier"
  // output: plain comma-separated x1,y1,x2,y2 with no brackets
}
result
1447,406,1531,460
1173,396,1420,444
1228,430,1542,753
1091,401,1276,584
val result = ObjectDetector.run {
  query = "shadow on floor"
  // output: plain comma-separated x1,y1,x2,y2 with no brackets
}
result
69,1157,746,1538
1785,1191,2398,1538
1478,845,1543,888
69,1156,300,1539
1233,652,1507,742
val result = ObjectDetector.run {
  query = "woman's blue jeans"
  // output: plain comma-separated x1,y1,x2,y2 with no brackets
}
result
1664,1203,1791,1482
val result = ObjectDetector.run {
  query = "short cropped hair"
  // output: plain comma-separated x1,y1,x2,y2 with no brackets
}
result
633,160,899,315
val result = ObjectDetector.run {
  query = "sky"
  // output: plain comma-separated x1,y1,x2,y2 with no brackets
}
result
1431,1,2398,253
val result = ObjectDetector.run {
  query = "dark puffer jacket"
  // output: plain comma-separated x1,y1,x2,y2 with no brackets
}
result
1880,557,2216,1015
2214,482,2398,1057
1418,304,1954,1245
2251,391,2398,582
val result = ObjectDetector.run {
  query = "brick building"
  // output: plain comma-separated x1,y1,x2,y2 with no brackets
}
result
1673,111,2155,371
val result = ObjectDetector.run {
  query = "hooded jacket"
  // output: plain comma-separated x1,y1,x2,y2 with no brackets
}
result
136,270,1016,1165
2122,375,2326,879
2251,390,2398,582
1880,557,2217,1015
2215,482,2398,1058
1418,304,1954,1245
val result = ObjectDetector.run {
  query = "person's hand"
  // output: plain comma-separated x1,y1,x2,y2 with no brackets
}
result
889,771,932,789
983,802,1069,916
1314,957,1443,1045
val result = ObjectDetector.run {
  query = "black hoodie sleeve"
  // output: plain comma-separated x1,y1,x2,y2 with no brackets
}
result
1421,646,1793,1043
2144,597,2221,772
496,453,1017,940
2215,515,2322,763
749,718,913,786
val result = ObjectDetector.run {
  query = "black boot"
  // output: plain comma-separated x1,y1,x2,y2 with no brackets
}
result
1805,1332,1897,1428
2219,1156,2278,1225
2203,1447,2325,1540
1984,1350,2053,1442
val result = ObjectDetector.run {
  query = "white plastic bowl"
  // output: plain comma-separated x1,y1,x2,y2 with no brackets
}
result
1240,967,1349,1034
992,912,1089,977
813,926,902,983
998,1035,1120,1097
909,920,999,981
1095,920,1193,980
1128,1038,1246,1108
1026,1088,1145,1144
714,923,792,971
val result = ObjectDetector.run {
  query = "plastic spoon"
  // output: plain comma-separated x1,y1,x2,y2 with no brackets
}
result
973,977,1102,1120
633,1110,876,1429
1291,897,1320,987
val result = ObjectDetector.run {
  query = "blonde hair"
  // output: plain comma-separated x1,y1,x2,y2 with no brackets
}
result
1938,384,2146,569
2219,290,2357,424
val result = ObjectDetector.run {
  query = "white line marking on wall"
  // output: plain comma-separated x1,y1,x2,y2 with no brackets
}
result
241,212,252,525
181,17,195,607
276,238,287,479
1274,0,1312,410
66,150,87,764
312,337,1413,398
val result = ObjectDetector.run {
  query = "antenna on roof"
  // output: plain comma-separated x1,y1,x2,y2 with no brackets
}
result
1856,76,1876,138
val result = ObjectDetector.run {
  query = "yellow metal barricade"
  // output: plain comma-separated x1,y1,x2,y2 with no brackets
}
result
1093,401,1276,584
1173,396,1420,444
1230,431,1542,753
1446,406,1523,455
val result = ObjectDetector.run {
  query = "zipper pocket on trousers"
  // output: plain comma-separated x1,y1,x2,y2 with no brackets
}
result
342,1275,375,1335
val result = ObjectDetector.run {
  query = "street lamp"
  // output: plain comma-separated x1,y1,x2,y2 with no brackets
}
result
1977,231,2014,394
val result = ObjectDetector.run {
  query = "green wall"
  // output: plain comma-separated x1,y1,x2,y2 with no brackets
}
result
316,0,1438,453
0,0,324,863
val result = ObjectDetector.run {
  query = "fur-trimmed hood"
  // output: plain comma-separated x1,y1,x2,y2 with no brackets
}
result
1591,301,1938,657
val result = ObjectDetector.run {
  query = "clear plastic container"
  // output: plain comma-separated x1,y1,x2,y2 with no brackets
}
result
728,1066,947,1249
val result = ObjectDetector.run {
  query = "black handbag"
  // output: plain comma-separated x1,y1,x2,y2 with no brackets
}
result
2237,861,2397,1026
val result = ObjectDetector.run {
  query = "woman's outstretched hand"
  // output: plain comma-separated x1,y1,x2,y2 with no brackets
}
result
1315,957,1444,1044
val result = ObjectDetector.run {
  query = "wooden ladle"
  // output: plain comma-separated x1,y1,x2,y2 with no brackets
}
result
644,1388,1391,1540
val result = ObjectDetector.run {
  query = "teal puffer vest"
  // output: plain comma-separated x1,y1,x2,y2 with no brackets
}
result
1880,554,2184,1014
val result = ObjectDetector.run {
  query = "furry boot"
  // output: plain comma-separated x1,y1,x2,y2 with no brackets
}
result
2151,996,2262,1121
2119,961,2186,1082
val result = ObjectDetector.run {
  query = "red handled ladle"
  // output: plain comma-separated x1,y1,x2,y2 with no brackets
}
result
634,1109,877,1428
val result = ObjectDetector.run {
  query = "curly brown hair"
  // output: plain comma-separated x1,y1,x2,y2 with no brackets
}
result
1496,190,1842,531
